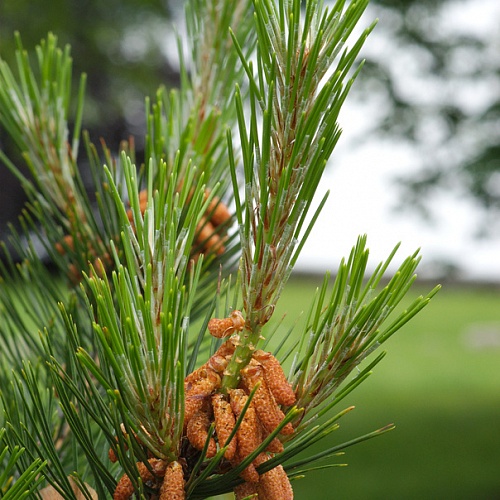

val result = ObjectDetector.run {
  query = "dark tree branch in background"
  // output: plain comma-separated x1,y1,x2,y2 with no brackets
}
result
0,0,177,247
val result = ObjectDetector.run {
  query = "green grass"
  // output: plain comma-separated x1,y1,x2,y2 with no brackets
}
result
275,277,500,499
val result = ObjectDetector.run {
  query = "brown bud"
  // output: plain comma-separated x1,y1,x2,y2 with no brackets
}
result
206,195,232,227
241,365,294,436
54,234,75,256
229,389,263,483
186,408,217,457
212,393,237,460
138,189,148,205
160,461,185,500
206,354,230,374
264,435,285,454
126,189,148,224
108,446,118,463
185,366,221,392
208,310,245,338
258,463,293,500
196,218,224,255
234,480,259,500
253,350,296,406
113,459,166,500
184,369,221,427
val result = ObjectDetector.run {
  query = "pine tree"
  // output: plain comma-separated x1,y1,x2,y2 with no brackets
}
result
0,0,439,498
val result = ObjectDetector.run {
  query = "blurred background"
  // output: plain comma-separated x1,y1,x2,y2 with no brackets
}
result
1,0,499,498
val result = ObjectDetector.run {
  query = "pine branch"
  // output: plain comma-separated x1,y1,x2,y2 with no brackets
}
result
222,0,377,390
0,0,441,498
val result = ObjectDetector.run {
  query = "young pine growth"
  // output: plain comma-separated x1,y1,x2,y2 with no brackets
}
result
0,0,439,499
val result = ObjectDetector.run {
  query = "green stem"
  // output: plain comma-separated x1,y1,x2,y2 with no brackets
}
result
220,318,262,391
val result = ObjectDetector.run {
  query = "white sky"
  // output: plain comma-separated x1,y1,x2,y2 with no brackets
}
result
295,126,500,281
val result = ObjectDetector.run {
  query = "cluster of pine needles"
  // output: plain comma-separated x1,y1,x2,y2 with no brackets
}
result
0,0,438,498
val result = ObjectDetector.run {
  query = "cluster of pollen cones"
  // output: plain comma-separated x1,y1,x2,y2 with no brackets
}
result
111,311,297,499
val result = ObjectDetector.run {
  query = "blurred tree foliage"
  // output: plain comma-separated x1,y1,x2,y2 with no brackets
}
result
357,0,500,233
0,0,177,146
0,0,176,241
0,0,499,235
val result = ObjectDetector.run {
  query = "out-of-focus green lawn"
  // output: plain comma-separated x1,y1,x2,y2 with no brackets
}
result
275,277,500,499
